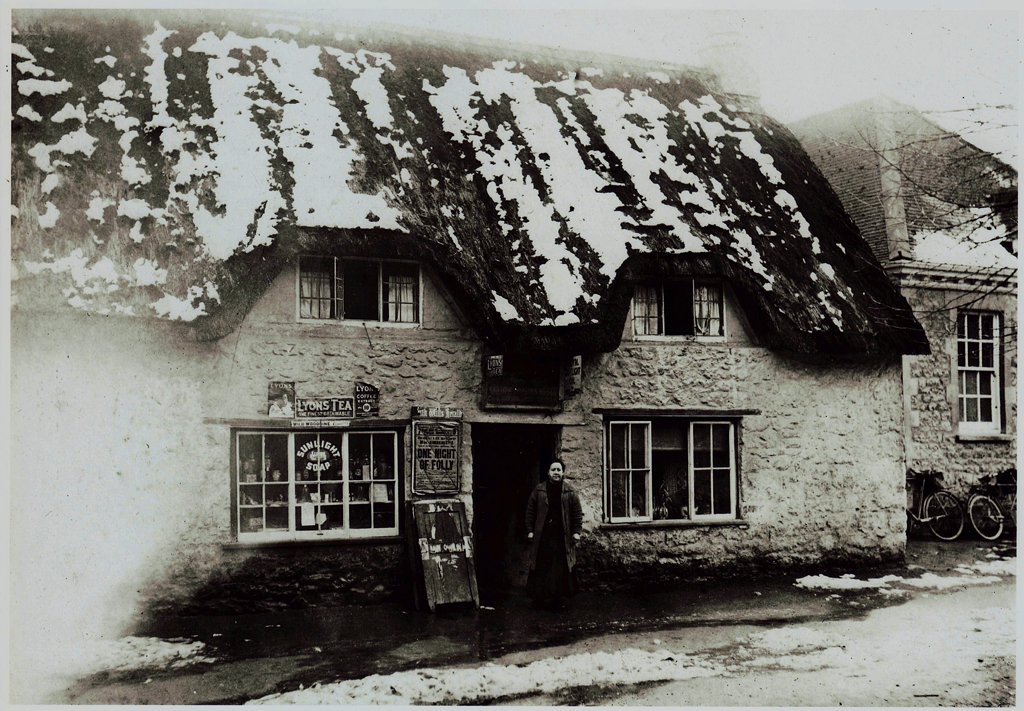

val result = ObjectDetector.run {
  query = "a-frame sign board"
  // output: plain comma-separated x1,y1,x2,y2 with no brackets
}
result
408,499,480,610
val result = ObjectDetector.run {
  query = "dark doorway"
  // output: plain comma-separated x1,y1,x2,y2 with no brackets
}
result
471,424,559,602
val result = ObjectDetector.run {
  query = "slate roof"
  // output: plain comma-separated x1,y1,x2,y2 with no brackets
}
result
11,10,928,356
791,97,1017,272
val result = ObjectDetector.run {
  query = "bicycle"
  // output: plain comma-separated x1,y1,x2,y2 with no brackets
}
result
965,468,1017,541
906,468,965,541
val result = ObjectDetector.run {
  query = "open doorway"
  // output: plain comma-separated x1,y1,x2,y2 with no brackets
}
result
471,424,559,602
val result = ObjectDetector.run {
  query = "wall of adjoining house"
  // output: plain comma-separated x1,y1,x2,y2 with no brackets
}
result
902,286,1017,494
12,263,909,633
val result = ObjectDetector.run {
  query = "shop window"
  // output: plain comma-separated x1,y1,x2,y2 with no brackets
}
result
298,256,419,323
235,430,399,541
632,280,723,338
606,419,738,522
957,311,1002,435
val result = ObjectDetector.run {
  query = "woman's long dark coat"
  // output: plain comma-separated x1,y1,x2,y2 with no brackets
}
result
525,480,584,572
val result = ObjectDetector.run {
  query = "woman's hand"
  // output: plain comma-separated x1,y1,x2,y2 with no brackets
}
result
527,532,534,539
572,533,581,542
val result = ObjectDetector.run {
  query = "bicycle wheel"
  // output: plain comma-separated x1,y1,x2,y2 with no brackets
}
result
924,491,964,541
967,494,1003,541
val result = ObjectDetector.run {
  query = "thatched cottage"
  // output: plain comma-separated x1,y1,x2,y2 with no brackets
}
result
792,98,1017,495
11,10,928,632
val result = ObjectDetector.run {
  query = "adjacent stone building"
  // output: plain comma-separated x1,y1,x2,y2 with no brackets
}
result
792,98,1017,496
11,9,928,650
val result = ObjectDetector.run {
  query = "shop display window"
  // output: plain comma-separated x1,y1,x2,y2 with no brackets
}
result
235,430,399,541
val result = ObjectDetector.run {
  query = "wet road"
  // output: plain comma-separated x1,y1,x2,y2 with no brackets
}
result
60,539,1015,704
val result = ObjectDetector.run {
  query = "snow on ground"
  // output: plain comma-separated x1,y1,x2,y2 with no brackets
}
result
795,556,1015,592
251,647,725,705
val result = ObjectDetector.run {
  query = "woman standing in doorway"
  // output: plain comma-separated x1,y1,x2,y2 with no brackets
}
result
525,459,584,609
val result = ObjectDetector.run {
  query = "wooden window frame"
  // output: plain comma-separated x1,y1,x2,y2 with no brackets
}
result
632,280,726,341
232,429,401,543
956,310,1002,436
296,256,422,327
604,417,740,523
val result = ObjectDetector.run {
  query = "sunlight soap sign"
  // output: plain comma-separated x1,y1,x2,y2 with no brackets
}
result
412,419,461,495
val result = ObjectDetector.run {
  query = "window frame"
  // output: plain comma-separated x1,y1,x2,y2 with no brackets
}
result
231,428,402,543
956,310,1002,436
296,255,422,327
604,417,740,524
631,279,726,341
606,420,654,523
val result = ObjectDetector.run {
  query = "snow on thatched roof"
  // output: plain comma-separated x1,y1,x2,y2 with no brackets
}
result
11,10,927,356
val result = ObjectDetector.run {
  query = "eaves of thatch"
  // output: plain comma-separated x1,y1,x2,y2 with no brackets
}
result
11,10,928,357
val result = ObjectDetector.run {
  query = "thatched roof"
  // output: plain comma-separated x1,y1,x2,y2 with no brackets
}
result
11,10,928,356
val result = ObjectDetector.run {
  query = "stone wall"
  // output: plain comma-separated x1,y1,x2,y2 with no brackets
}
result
11,262,909,629
902,285,1017,496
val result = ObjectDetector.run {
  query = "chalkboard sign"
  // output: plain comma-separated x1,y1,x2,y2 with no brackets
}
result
409,499,479,610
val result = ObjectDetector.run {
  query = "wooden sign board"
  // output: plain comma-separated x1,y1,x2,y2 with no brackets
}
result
409,500,479,610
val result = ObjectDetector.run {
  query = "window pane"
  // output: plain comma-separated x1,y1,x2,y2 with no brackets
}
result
965,372,977,395
968,314,980,340
611,471,629,518
959,397,966,421
693,469,711,516
383,263,418,323
295,433,344,482
610,424,627,469
630,423,648,468
633,286,661,335
630,470,649,517
299,257,338,320
349,433,372,480
264,434,288,483
712,469,732,515
239,435,262,483
981,343,994,369
372,433,396,479
664,281,694,335
966,398,978,422
979,372,992,396
711,424,730,465
980,315,994,340
957,312,967,338
980,398,992,423
967,342,979,367
694,283,723,336
350,504,372,529
957,341,965,368
266,505,288,530
693,424,711,468
343,260,379,320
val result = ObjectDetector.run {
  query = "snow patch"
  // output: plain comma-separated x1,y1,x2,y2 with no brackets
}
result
913,210,1016,269
492,292,523,321
94,55,117,68
152,289,207,321
27,127,99,171
41,173,60,194
133,258,168,286
18,78,72,96
16,105,42,122
51,102,88,123
98,76,127,99
86,195,115,222
37,202,60,228
253,647,722,705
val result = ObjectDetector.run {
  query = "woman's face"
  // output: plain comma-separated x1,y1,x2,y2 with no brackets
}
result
548,462,564,481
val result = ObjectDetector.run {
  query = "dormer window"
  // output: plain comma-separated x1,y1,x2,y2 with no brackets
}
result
298,256,420,324
633,280,723,338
